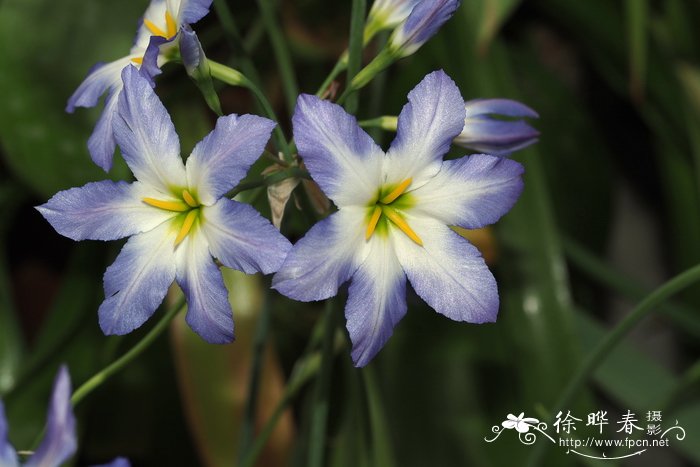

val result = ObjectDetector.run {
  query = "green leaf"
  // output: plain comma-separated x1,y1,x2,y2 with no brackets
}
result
0,0,141,197
625,0,649,101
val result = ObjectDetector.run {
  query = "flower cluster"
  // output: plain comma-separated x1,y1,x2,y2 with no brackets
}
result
39,0,539,372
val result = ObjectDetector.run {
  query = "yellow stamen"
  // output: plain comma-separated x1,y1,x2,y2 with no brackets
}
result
175,210,198,246
380,178,412,205
165,11,177,38
365,205,382,240
143,197,189,212
182,189,198,208
143,18,168,38
131,56,144,65
382,206,423,246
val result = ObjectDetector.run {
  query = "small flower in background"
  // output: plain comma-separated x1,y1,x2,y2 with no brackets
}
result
0,366,127,467
365,0,421,42
41,66,291,343
454,98,540,156
389,0,461,58
273,70,525,367
66,0,213,172
502,413,540,433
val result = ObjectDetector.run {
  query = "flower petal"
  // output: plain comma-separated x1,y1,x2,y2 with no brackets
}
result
179,26,203,71
114,65,186,193
385,70,465,188
66,57,133,112
201,198,292,275
502,420,517,429
37,180,177,241
98,222,177,336
465,98,539,119
138,35,170,85
175,230,234,344
515,422,531,433
177,0,213,25
390,0,460,56
410,154,524,229
186,114,276,205
0,401,18,467
87,89,121,172
25,366,77,467
345,235,407,367
455,118,539,156
393,216,499,323
91,458,131,467
273,207,367,302
292,94,383,207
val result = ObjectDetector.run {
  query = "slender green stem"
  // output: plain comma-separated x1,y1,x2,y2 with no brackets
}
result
307,299,338,467
71,297,186,406
208,60,291,160
344,0,367,114
239,310,329,467
237,290,272,464
256,0,299,114
316,58,349,98
525,262,700,467
226,166,310,199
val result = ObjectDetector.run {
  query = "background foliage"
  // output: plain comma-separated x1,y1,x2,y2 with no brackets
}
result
0,0,699,466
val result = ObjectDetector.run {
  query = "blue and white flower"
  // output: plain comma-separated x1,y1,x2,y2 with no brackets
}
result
365,0,421,40
66,0,213,172
389,0,461,57
454,98,540,156
42,66,291,343
273,70,524,367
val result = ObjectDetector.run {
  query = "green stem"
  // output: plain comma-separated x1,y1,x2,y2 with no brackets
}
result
256,0,299,114
71,297,185,406
307,299,338,467
208,60,291,161
226,166,310,198
316,58,349,98
344,0,367,114
237,290,272,464
525,262,700,467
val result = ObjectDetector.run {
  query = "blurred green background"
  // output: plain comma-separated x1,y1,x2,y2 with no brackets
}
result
1,0,699,466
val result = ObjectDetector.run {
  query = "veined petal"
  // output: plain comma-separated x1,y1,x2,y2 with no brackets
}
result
410,154,524,229
389,0,460,56
91,458,131,467
25,366,77,467
186,114,276,205
66,56,134,112
385,70,465,188
87,89,121,172
178,0,213,25
293,94,383,207
464,98,539,119
133,0,169,50
273,207,367,302
393,216,499,323
175,230,233,344
345,235,407,367
201,198,291,275
115,66,186,193
37,180,177,241
139,35,171,85
0,401,18,467
99,222,177,336
455,118,539,156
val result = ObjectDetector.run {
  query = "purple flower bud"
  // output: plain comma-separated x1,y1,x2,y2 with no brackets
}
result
389,0,460,57
454,98,540,156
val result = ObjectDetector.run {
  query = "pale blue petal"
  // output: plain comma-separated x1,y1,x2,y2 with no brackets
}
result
178,0,213,25
175,231,233,344
0,401,18,467
139,35,170,85
186,115,276,205
390,0,460,56
87,89,120,172
455,118,539,156
25,366,77,467
292,94,383,207
385,70,465,187
273,207,367,302
345,236,407,367
37,180,177,241
179,26,202,72
394,216,499,323
465,98,539,119
99,222,176,336
114,66,187,193
91,458,131,467
202,198,292,275
66,57,132,112
410,154,524,228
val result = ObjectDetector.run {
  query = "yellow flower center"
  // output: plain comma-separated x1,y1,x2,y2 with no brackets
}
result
144,10,178,40
365,178,423,246
143,188,200,247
